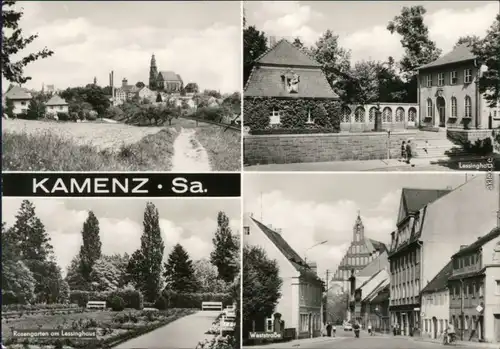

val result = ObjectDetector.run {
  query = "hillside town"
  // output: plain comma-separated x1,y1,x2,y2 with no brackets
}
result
242,173,500,348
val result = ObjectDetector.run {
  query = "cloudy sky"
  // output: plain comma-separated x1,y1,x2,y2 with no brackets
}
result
2,198,240,275
244,173,477,279
245,1,498,63
4,1,241,93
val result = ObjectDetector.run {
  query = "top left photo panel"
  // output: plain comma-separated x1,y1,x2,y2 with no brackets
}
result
2,0,242,172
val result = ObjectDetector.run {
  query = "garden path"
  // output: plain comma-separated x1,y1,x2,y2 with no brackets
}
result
171,127,211,172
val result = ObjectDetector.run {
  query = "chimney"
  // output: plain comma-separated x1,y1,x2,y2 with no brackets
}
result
460,245,468,250
275,228,282,234
269,36,277,47
307,262,317,275
122,78,127,87
268,224,273,230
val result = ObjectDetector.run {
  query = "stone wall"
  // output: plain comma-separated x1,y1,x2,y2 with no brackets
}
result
447,129,494,145
244,131,416,165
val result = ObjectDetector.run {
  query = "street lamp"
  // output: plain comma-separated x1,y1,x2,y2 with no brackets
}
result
304,240,328,263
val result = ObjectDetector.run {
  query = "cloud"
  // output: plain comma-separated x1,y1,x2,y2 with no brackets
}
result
6,3,241,93
2,198,233,275
245,190,398,277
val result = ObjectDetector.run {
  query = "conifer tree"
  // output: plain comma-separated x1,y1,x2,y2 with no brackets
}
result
79,211,102,284
164,244,199,293
210,211,239,283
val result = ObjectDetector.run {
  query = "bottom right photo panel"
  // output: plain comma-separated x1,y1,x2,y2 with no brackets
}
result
242,172,500,349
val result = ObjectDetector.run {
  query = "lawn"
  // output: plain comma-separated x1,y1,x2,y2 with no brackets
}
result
2,118,241,171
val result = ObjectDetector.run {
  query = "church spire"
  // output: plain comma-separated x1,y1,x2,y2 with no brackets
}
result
353,211,364,242
149,53,158,90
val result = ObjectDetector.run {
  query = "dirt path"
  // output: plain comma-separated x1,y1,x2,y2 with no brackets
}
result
171,127,211,172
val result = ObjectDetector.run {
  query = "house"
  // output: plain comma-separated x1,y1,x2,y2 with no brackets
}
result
389,175,498,337
138,86,156,102
421,261,453,340
5,86,32,115
243,213,324,340
331,213,387,295
417,44,499,130
45,94,69,114
244,38,340,133
448,227,500,344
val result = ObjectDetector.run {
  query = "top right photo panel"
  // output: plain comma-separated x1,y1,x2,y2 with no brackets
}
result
243,1,500,172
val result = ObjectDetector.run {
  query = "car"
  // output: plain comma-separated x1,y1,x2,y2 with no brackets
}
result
343,322,353,331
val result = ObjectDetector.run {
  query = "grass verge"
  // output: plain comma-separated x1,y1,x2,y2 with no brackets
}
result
2,129,177,171
193,125,241,171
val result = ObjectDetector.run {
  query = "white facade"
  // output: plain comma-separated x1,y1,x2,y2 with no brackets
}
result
421,289,449,339
46,104,69,114
11,99,30,115
483,236,500,343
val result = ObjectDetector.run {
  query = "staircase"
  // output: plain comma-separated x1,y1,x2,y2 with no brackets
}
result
411,130,470,159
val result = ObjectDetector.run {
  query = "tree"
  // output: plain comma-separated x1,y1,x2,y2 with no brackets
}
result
244,25,268,85
387,6,442,80
473,14,500,107
65,255,88,290
210,211,239,283
2,260,36,304
156,93,163,103
184,82,199,94
292,37,304,49
164,244,199,293
128,202,164,302
89,256,123,291
1,0,54,84
326,291,349,324
135,81,145,88
454,35,481,49
193,258,230,293
26,98,46,120
25,259,65,303
79,211,102,285
243,246,282,336
60,85,110,116
312,30,352,101
5,98,15,118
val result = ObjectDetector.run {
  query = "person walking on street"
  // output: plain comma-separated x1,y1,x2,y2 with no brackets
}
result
401,140,406,162
326,322,332,337
406,140,413,165
332,324,336,337
368,323,373,336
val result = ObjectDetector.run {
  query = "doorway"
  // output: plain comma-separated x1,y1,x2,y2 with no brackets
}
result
432,317,438,339
437,97,446,127
494,314,500,342
308,313,312,338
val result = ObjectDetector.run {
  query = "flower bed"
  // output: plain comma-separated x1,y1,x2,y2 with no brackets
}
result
2,308,195,349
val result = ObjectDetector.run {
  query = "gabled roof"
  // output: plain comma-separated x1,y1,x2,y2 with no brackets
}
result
46,94,68,106
256,39,321,67
418,44,476,70
251,217,321,282
5,86,32,100
159,71,182,82
356,251,389,278
452,227,500,258
401,188,451,214
421,260,453,294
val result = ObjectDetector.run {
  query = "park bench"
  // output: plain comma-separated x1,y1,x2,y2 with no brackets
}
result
86,301,106,310
201,301,222,311
143,307,159,311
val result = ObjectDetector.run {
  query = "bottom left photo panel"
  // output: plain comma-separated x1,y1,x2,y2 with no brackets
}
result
2,197,241,349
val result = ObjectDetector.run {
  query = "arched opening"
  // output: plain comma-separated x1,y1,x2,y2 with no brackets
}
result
436,96,446,127
341,106,351,123
408,107,417,126
382,107,392,123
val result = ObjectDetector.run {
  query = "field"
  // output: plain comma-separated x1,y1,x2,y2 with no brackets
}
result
2,118,241,171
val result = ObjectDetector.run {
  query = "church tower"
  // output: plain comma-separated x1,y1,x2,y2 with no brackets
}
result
353,211,364,242
149,54,158,90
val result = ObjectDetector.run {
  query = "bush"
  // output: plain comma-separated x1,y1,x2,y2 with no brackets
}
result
464,137,494,155
161,290,232,308
251,128,339,135
86,110,98,121
17,112,29,120
154,296,168,310
107,289,144,310
2,291,19,305
70,291,92,307
109,295,125,311
195,106,224,122
57,112,70,121
70,289,144,310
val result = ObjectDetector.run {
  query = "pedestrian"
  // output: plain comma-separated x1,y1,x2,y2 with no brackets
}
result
406,140,413,165
368,323,373,336
332,323,336,337
326,322,332,337
401,140,406,162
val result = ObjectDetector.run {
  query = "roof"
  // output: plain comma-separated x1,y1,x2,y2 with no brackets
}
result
418,44,476,70
46,94,68,106
452,227,500,258
159,71,182,82
421,260,453,294
370,284,390,303
117,85,140,93
244,66,339,99
256,39,321,67
370,239,387,253
5,86,32,100
402,188,451,214
356,251,389,278
251,217,322,282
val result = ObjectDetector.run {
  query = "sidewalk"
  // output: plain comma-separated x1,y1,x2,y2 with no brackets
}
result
244,155,498,172
411,336,500,348
247,336,343,348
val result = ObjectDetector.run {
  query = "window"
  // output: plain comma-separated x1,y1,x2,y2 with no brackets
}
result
450,71,458,84
451,97,457,118
244,226,250,235
479,284,484,297
354,107,365,123
408,108,416,122
270,109,282,125
369,107,377,122
341,107,351,123
266,318,273,332
382,107,392,122
426,75,432,87
300,314,309,332
21,101,26,106
464,69,472,83
306,109,314,124
465,316,469,330
396,107,405,122
472,282,476,297
426,98,433,118
465,96,472,118
496,280,500,295
438,73,444,86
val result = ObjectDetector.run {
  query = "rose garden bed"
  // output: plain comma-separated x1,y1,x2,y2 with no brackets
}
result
2,308,196,349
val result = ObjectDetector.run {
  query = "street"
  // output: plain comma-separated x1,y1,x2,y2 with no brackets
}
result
114,310,219,349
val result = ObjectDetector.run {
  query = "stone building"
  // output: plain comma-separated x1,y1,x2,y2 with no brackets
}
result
243,38,340,133
243,213,324,340
148,54,183,93
331,213,387,295
417,44,500,130
448,227,500,344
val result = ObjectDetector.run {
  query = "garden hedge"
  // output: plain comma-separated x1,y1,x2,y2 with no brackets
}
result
69,289,144,310
243,97,341,134
161,290,232,308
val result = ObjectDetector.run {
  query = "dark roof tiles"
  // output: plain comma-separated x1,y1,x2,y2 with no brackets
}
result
418,44,476,70
421,260,453,294
402,188,451,213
